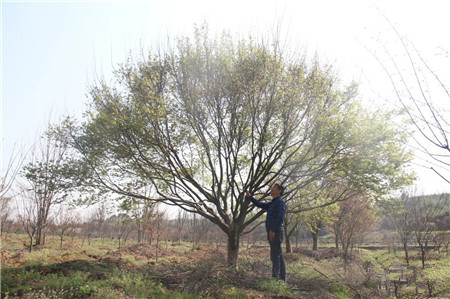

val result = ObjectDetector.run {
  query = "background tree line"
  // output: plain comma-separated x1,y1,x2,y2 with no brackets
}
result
2,191,448,269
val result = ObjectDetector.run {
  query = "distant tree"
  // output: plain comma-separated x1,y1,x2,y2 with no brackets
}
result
112,213,133,249
1,197,13,239
80,214,96,246
332,197,377,259
382,193,415,264
147,209,167,261
21,125,72,245
1,145,26,239
52,205,79,249
174,209,189,243
18,197,38,252
432,209,450,253
301,199,338,251
94,201,111,240
409,193,449,269
119,189,159,244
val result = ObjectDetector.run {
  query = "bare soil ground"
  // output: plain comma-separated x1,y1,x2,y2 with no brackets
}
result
1,250,26,268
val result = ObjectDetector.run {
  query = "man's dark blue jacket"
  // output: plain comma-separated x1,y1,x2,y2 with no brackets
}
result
248,196,286,233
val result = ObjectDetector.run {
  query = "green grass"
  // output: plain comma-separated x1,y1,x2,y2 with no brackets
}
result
2,264,202,299
221,286,246,298
23,249,52,267
331,283,351,299
259,279,293,295
1,241,201,299
2,233,123,252
359,248,450,298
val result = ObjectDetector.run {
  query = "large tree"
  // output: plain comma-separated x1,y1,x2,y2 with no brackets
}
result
66,28,411,266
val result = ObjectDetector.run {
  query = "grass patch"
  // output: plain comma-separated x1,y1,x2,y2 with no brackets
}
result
23,249,52,267
259,279,292,295
221,286,246,298
2,264,201,299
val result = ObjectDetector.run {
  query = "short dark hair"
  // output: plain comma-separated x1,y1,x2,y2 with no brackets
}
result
274,183,285,195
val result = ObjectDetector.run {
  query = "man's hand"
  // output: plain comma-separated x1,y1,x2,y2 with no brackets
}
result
269,231,275,242
245,190,251,198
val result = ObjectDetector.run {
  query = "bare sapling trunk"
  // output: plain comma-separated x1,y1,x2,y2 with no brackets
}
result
335,233,339,250
311,231,319,251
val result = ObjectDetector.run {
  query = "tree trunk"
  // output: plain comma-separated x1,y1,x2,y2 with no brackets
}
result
137,227,142,243
284,225,292,253
342,237,350,260
419,243,426,269
227,231,240,268
334,231,339,250
403,241,409,264
36,226,47,245
311,231,318,251
35,226,42,246
148,230,153,245
29,236,33,253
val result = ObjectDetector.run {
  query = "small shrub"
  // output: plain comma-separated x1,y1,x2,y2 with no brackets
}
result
1,268,42,293
363,279,375,289
1,274,14,293
331,283,350,299
122,254,136,264
75,284,98,298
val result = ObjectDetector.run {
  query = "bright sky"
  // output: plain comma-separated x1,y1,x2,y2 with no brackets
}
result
2,0,450,195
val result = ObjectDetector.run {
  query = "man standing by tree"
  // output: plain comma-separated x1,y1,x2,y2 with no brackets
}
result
246,184,286,281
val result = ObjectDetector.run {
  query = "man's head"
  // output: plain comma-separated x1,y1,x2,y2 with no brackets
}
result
270,183,285,198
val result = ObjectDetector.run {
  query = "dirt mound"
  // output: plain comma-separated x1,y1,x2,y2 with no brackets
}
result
293,247,342,260
111,243,169,259
1,250,25,267
409,251,443,261
99,243,170,268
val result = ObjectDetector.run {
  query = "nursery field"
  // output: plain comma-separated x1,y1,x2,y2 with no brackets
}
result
1,234,449,298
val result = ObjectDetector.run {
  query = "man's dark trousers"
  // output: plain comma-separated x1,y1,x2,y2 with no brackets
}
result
268,228,286,281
